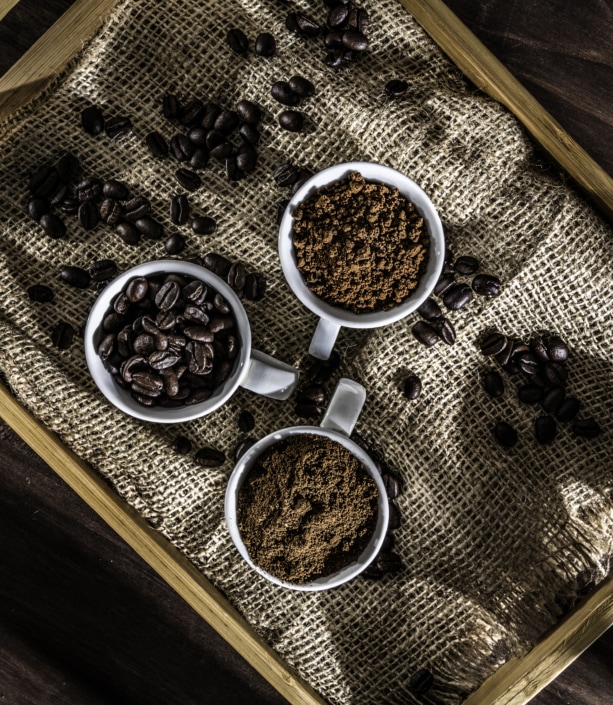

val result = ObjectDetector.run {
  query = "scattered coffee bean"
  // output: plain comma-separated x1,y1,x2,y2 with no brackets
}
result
236,99,261,125
518,383,543,405
295,402,325,418
226,28,249,54
194,447,226,467
27,284,54,303
294,12,321,36
545,335,569,363
535,415,557,444
472,273,501,297
234,437,256,461
39,213,66,239
60,265,91,289
453,255,479,275
483,370,504,398
375,551,402,573
388,501,401,530
403,375,422,400
51,321,75,349
75,177,103,202
236,145,257,173
214,109,240,136
170,133,194,161
243,272,267,301
279,110,304,132
105,115,133,140
543,360,568,387
408,668,434,695
99,198,123,226
146,131,168,158
191,216,217,235
411,321,438,347
180,99,204,127
27,196,50,221
237,409,255,432
433,317,456,345
189,148,210,170
81,105,104,135
124,196,151,221
172,435,192,455
341,30,368,51
572,418,601,439
135,216,164,240
165,233,186,255
90,259,117,282
493,421,518,447
116,221,141,246
433,273,455,297
443,282,473,310
175,168,202,191
162,93,181,120
515,351,539,375
480,332,508,357
541,385,565,414
170,194,190,225
289,75,315,97
271,81,300,107
255,32,276,57
381,470,402,499
274,162,300,188
417,297,442,320
203,252,232,277
385,79,408,98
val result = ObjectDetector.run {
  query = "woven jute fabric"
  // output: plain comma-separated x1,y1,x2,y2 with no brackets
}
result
1,0,612,702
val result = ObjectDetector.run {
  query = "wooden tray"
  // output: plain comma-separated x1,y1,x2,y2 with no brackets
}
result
1,1,613,703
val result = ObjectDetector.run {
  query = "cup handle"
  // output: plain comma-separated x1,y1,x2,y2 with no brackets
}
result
240,349,300,400
320,378,366,437
309,317,341,360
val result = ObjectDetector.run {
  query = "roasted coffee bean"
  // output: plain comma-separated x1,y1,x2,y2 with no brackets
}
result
518,384,543,405
385,79,408,97
203,252,232,277
288,75,315,97
101,179,129,200
236,99,261,125
408,668,434,695
243,272,266,301
90,259,117,282
572,418,601,439
472,273,501,297
273,162,300,187
236,145,257,173
495,337,514,367
75,176,102,202
178,101,204,129
529,337,550,363
194,446,226,467
183,303,209,324
556,396,581,422
175,168,201,191
205,129,225,151
224,156,242,182
191,216,217,235
348,7,369,33
297,384,326,407
227,262,247,291
99,198,123,225
59,197,79,215
135,216,164,240
271,81,300,107
213,293,231,314
276,200,289,225
381,470,402,499
285,12,299,33
278,110,304,132
162,93,181,120
146,131,169,158
214,109,240,136
516,352,539,375
255,31,276,57
60,265,90,289
197,101,219,130
403,375,422,400
132,371,164,396
510,340,530,359
156,309,179,329
48,181,68,205
543,360,568,386
480,332,507,356
453,255,479,275
165,233,186,255
493,420,518,447
81,105,104,135
434,317,456,345
189,147,210,170
238,123,260,146
541,385,565,414
535,415,557,444
27,284,54,303
51,321,74,349
411,321,438,347
545,335,569,363
417,297,442,320
234,437,256,461
328,4,350,29
324,31,344,49
123,196,151,220
56,152,79,182
187,126,207,147
184,326,214,343
105,115,133,139
116,221,141,245
433,273,455,297
27,196,50,221
341,30,368,51
226,27,249,54
388,501,401,529
155,281,181,311
443,282,473,310
133,333,155,354
237,409,255,433
324,49,344,69
98,333,115,360
39,213,66,239
170,194,190,225
210,142,234,160
483,370,504,398
295,402,325,418
172,435,192,455
291,169,314,194
295,12,321,35
170,133,194,161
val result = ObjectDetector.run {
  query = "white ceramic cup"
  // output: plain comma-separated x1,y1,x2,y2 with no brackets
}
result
84,260,300,423
278,161,446,360
225,377,390,591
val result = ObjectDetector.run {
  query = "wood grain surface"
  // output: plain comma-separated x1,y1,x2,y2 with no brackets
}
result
1,1,612,704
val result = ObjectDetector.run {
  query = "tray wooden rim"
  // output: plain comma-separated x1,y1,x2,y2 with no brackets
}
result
1,0,613,703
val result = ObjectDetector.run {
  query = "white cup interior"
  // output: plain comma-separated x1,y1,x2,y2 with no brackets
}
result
225,426,390,591
84,259,251,423
278,161,445,328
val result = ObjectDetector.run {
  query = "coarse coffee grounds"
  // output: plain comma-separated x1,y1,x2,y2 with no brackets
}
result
292,172,430,314
237,434,378,584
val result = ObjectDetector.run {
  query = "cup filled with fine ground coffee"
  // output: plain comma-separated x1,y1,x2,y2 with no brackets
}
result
225,377,389,590
278,162,445,359
84,260,300,422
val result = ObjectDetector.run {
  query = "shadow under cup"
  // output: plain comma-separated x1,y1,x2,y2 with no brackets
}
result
278,161,446,359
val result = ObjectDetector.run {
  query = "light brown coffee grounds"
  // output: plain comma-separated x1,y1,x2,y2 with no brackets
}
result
237,434,378,584
292,171,430,314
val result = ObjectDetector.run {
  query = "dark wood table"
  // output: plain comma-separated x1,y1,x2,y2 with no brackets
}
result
1,1,611,703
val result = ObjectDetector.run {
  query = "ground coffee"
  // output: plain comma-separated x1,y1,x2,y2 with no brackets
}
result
237,434,378,584
292,172,430,314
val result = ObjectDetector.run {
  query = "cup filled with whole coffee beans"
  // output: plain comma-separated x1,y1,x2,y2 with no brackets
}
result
84,260,300,422
278,162,445,359
225,377,389,590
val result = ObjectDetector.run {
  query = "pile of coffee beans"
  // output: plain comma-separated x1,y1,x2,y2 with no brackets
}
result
479,330,601,446
411,248,501,348
154,92,263,183
171,433,226,467
97,272,242,408
351,432,404,580
285,2,370,70
271,75,316,133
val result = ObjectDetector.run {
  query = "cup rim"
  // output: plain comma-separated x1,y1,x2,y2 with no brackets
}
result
224,426,390,591
278,161,445,328
84,259,252,423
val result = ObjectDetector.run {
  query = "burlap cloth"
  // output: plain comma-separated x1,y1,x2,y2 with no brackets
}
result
1,0,612,702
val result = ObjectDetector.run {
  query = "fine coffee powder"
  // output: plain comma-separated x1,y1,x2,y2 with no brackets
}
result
292,172,429,313
237,434,378,583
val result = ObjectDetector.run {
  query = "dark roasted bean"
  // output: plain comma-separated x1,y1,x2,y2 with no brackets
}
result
295,402,325,418
187,126,207,147
543,360,568,386
234,437,256,461
146,131,168,158
417,297,442,320
155,281,181,310
556,397,581,422
493,420,518,447
123,196,150,220
162,93,181,120
255,31,276,57
243,272,266,301
210,141,234,160
194,447,226,467
297,384,326,406
541,385,565,414
189,147,209,170
238,123,260,146
59,197,79,215
27,196,50,221
28,166,59,198
535,415,557,444
472,273,501,297
60,265,90,289
518,384,543,405
388,501,401,529
191,216,217,235
382,470,402,499
236,145,257,174
278,110,304,132
443,282,473,310
434,317,456,344
411,321,438,347
116,221,141,245
98,333,115,360
99,198,123,225
172,435,192,455
348,7,369,33
90,259,117,282
408,668,434,696
529,337,550,363
214,109,240,136
237,409,255,432
40,213,66,239
175,168,202,191
178,100,204,128
480,332,508,356
227,262,247,290
483,370,504,398
572,418,601,439
213,293,231,314
495,337,515,367
75,177,102,202
545,335,569,363
236,99,261,126
454,255,479,274
165,233,186,255
274,162,300,188
105,115,133,139
295,12,321,35
226,28,249,54
385,79,408,98
135,216,164,240
103,180,129,202
403,375,422,400
225,156,242,182
170,194,190,225
77,201,98,230
203,252,232,277
81,105,104,135
27,284,54,303
170,133,194,161
289,75,315,97
271,81,300,107
291,169,314,194
341,30,368,51
516,352,540,375
328,4,350,29
51,321,74,349
433,273,455,297
376,551,402,573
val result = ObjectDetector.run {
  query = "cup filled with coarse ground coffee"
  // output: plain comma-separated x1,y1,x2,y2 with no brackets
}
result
225,377,389,590
84,260,300,423
279,162,445,359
